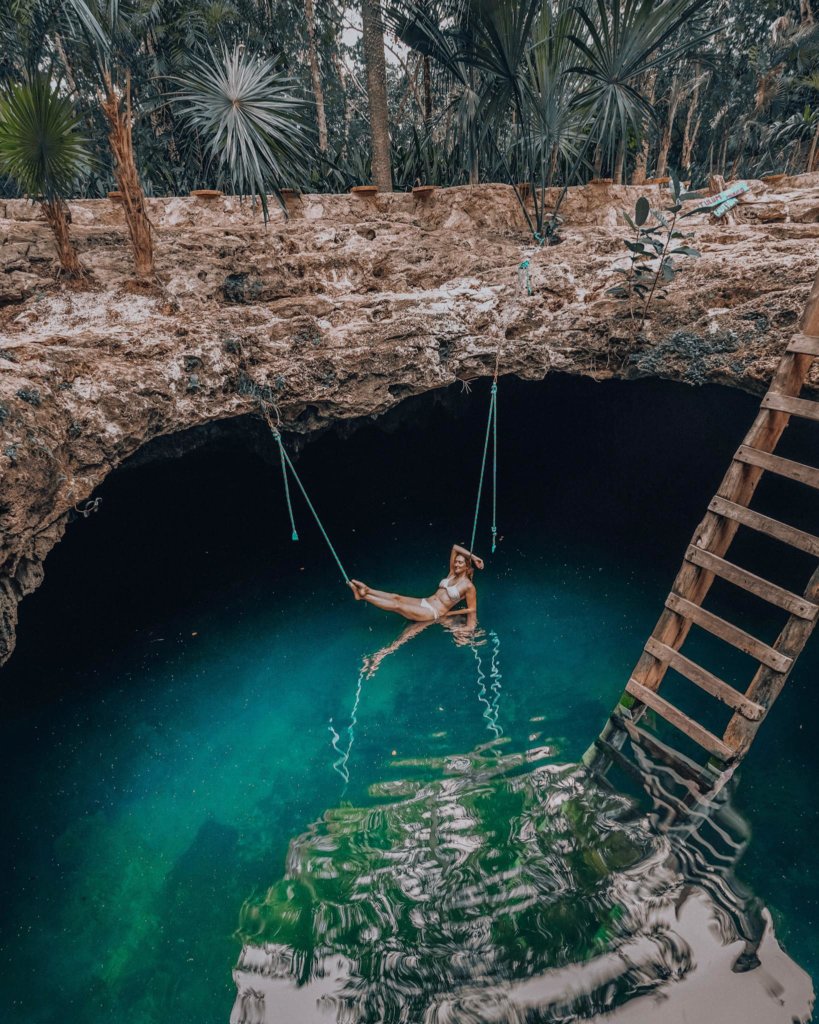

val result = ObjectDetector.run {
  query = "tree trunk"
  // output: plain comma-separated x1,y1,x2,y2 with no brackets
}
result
719,129,729,176
631,69,657,184
655,76,682,178
680,77,701,171
469,135,479,185
730,129,746,178
100,72,154,279
547,144,559,188
423,54,432,124
54,33,77,95
305,0,328,153
42,198,84,277
613,137,625,184
331,52,352,160
361,0,392,191
592,143,603,178
807,119,819,171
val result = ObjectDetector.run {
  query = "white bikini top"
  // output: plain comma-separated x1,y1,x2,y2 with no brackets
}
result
438,576,462,601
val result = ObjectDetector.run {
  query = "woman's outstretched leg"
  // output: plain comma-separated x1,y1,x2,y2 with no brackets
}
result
349,581,432,623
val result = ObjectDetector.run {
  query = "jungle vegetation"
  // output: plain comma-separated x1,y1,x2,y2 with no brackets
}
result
1,0,818,270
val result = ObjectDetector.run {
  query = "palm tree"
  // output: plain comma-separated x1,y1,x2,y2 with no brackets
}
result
390,2,484,184
170,44,314,218
362,0,393,191
63,0,155,278
0,76,90,277
304,0,328,153
541,0,713,234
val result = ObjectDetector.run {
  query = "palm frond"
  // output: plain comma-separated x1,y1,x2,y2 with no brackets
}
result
170,43,315,215
0,74,92,198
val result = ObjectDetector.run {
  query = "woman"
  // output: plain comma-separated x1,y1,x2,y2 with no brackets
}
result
349,544,484,623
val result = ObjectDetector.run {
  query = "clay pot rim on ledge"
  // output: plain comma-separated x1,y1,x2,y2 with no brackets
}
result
350,185,379,195
644,176,671,185
107,191,124,201
761,173,787,183
412,185,436,197
589,177,614,185
190,189,223,199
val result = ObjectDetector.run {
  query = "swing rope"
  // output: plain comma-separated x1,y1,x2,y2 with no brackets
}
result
260,402,350,584
274,432,299,542
491,377,498,554
259,327,501,582
469,345,501,556
275,431,350,583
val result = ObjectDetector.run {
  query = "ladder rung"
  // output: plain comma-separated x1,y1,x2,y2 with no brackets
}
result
645,637,764,720
788,334,819,355
708,496,819,557
625,679,735,760
762,393,819,423
735,445,819,492
685,545,819,620
665,592,792,673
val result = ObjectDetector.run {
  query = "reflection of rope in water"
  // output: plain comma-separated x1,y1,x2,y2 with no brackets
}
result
329,667,365,786
472,630,503,739
489,631,503,737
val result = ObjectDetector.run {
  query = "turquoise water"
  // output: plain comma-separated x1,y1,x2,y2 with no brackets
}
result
2,377,817,1021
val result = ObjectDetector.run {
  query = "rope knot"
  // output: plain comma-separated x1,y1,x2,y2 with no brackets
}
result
490,382,498,394
517,258,533,297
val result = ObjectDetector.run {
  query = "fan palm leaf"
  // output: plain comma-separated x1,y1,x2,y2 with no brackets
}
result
567,0,715,152
0,74,91,198
171,44,314,217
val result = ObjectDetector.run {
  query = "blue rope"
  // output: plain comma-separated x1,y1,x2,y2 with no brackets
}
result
518,259,532,296
470,380,498,556
272,427,350,583
274,432,299,541
491,382,498,554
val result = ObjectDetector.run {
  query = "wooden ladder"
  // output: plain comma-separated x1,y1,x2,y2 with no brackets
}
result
620,269,819,767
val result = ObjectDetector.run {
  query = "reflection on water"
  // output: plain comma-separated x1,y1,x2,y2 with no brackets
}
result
232,724,813,1023
472,630,503,741
330,622,500,787
329,668,366,786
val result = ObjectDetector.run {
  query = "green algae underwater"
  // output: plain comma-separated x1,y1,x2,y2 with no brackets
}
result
2,376,818,1023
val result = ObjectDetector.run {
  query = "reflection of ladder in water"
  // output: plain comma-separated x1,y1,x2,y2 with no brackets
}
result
616,270,819,769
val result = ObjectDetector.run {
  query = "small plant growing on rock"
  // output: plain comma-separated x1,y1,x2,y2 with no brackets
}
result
608,174,702,336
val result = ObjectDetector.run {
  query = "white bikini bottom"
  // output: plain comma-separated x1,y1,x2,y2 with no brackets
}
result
420,599,440,621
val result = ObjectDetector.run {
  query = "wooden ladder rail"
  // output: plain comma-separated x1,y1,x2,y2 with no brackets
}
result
622,267,819,765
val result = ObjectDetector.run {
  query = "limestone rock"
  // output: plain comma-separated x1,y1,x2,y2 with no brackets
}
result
1,177,818,665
